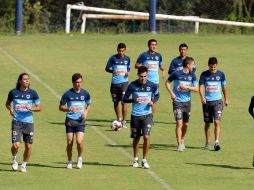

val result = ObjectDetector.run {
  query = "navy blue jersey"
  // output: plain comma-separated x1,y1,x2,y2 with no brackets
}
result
105,54,131,84
168,56,196,75
60,88,91,120
7,88,40,123
168,70,198,102
123,80,159,116
199,70,226,101
136,52,162,84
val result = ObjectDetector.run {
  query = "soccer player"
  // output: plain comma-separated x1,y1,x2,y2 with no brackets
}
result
5,73,41,172
165,57,198,151
248,96,254,119
168,43,196,75
123,66,159,169
59,73,91,169
135,39,165,114
199,57,228,151
105,43,130,128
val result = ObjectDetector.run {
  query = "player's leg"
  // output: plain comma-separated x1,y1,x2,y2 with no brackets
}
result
121,82,128,128
204,122,211,149
111,84,121,121
131,115,140,167
11,142,20,171
173,102,184,151
213,100,223,151
76,131,84,169
114,102,121,120
66,133,74,168
203,102,212,150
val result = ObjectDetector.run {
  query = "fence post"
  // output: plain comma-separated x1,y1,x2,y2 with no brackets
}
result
66,4,71,34
15,0,23,35
149,0,157,33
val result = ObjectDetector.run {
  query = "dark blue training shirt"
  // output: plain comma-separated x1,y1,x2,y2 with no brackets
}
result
105,54,131,84
123,80,159,116
60,88,91,120
168,56,196,75
7,88,40,123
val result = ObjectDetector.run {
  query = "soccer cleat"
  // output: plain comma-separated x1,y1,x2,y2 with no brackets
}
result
214,142,221,151
12,160,18,171
142,160,150,169
177,144,185,152
133,159,139,168
21,165,27,173
205,143,210,150
66,161,73,169
76,158,83,169
121,120,127,128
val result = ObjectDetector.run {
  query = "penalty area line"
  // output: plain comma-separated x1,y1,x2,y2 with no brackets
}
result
0,46,174,190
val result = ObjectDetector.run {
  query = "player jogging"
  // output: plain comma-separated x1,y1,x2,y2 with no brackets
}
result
5,73,42,172
59,73,91,169
165,57,198,151
105,43,130,128
168,43,196,75
123,66,159,169
199,57,228,151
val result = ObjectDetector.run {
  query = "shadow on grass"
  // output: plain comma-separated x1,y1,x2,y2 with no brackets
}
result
47,118,175,128
54,161,130,167
0,162,65,171
186,162,253,170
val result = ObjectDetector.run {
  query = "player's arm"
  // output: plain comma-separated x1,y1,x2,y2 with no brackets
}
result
27,103,41,112
105,57,113,73
222,85,228,106
135,62,142,69
199,85,206,104
165,79,176,101
5,99,15,116
159,64,166,78
248,96,254,118
168,60,175,75
122,85,133,103
83,103,91,120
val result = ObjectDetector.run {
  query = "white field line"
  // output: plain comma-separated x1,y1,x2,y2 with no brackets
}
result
0,46,174,190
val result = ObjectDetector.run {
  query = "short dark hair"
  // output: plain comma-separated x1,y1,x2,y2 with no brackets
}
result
179,43,188,50
72,73,83,83
138,66,148,75
183,57,194,67
208,57,218,65
148,39,157,46
117,43,126,50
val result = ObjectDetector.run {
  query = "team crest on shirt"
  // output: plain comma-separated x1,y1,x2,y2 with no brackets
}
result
146,87,151,91
124,61,128,64
155,56,159,60
216,76,220,80
81,96,84,100
26,94,30,99
188,76,192,81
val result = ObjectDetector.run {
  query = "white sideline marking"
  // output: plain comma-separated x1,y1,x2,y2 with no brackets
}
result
0,47,174,190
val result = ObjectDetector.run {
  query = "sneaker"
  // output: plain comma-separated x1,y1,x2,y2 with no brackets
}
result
133,159,139,168
12,160,18,171
177,144,185,152
76,158,83,169
66,161,73,169
121,120,127,128
181,140,186,150
21,165,27,173
214,142,221,151
142,160,150,169
205,143,210,150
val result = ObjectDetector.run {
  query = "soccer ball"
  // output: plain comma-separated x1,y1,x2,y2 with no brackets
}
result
111,120,122,131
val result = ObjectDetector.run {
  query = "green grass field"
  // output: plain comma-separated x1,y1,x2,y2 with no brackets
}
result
0,33,254,190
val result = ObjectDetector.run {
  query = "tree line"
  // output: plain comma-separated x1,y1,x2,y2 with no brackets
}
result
0,0,253,33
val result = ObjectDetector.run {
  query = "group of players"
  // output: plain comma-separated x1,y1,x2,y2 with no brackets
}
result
105,39,228,169
5,39,229,172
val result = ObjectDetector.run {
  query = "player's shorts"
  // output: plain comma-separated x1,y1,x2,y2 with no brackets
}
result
110,82,128,103
202,99,223,123
65,117,85,133
172,101,191,122
130,114,153,139
11,120,34,144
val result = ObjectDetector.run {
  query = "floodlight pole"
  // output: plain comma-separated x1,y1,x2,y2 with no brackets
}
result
15,0,23,35
149,0,157,34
